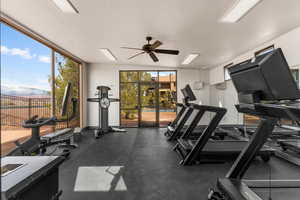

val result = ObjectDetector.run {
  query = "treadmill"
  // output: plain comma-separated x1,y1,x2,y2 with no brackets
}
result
236,124,300,139
173,103,272,165
209,48,300,200
165,84,229,141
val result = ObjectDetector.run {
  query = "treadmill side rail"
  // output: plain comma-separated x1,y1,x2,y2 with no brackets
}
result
217,178,263,200
176,104,227,165
168,107,194,141
169,104,186,128
226,117,277,179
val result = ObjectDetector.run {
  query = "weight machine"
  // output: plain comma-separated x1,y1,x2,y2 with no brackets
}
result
87,86,126,139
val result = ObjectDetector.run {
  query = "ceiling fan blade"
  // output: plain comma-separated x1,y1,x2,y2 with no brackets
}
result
128,51,145,60
154,49,179,55
149,52,159,62
150,40,163,49
121,47,144,50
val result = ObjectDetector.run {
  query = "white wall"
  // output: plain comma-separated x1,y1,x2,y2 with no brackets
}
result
209,81,243,124
209,26,300,124
86,64,210,127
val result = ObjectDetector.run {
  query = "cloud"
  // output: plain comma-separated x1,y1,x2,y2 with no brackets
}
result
38,55,51,63
1,45,51,63
1,46,9,54
2,78,51,91
1,45,35,59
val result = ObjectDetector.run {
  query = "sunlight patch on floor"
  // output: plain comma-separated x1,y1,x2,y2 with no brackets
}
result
74,166,127,192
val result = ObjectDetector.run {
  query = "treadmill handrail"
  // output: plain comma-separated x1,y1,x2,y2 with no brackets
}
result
176,104,227,165
190,103,227,113
236,103,300,121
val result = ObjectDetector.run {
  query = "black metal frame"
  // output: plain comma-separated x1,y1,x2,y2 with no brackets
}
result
167,107,194,141
227,116,277,179
119,70,177,128
174,104,227,165
168,103,185,128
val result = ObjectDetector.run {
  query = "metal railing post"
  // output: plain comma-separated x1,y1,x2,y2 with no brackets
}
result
28,98,32,119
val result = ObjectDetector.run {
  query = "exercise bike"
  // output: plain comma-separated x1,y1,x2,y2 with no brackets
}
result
7,82,79,157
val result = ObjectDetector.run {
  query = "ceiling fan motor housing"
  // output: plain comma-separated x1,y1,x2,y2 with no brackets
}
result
143,44,152,53
146,36,153,42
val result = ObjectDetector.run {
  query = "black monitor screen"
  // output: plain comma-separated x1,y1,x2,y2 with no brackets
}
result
61,82,72,116
228,48,300,102
181,84,196,101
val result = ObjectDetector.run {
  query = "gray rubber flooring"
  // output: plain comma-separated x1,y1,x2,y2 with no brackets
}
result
59,128,300,200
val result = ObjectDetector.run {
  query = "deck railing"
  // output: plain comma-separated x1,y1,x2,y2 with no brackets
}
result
0,94,74,130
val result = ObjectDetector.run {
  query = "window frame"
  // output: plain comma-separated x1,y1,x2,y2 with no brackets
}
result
224,62,234,81
0,18,83,128
254,44,275,57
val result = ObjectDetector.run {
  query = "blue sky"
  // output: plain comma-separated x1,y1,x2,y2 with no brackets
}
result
1,23,51,91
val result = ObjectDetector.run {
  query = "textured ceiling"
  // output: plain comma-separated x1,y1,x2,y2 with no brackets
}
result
2,0,300,68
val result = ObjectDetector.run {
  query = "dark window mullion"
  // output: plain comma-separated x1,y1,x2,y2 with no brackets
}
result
51,49,56,117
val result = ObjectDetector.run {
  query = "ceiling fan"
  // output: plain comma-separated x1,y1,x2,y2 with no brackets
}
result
121,36,179,62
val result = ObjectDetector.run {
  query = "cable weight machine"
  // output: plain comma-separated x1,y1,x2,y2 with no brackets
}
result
87,86,126,139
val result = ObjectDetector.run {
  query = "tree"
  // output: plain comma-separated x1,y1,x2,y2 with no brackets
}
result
120,72,138,119
120,72,158,120
53,54,79,120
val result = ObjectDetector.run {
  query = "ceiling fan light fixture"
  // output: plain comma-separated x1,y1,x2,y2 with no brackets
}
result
220,0,261,23
182,54,199,65
99,49,117,61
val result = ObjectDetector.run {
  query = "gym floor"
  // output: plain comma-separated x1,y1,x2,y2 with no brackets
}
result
59,128,300,200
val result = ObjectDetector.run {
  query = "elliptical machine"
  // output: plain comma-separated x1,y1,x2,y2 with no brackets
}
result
87,86,126,139
7,82,78,157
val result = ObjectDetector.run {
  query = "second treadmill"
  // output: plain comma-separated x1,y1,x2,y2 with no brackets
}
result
165,84,228,141
173,103,273,165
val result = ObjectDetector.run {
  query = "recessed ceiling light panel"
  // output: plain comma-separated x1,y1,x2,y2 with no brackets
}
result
99,49,117,61
52,0,79,14
182,54,199,65
221,0,262,23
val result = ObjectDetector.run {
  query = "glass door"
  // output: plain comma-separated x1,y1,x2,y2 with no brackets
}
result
120,70,177,127
158,71,177,127
120,72,139,127
139,83,158,127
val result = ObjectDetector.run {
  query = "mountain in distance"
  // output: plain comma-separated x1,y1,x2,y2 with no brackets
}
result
1,85,50,97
